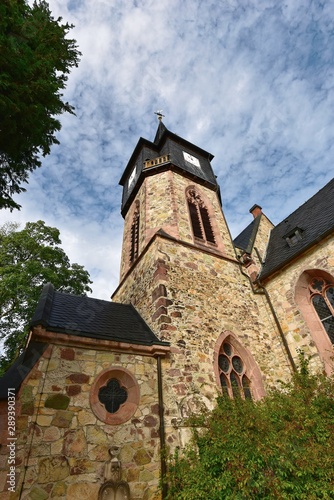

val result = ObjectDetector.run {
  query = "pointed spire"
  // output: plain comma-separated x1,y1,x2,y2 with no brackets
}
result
154,119,167,144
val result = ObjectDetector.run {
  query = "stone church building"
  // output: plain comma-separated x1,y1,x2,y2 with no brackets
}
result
0,120,333,499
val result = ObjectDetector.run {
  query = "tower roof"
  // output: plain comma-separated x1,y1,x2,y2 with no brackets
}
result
153,119,167,143
119,121,218,216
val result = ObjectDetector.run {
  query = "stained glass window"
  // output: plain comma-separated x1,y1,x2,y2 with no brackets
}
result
218,341,252,400
98,378,128,414
218,354,229,373
242,375,252,400
309,278,334,345
232,356,243,373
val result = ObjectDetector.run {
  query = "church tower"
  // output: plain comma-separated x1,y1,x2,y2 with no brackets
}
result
112,119,293,449
117,119,235,279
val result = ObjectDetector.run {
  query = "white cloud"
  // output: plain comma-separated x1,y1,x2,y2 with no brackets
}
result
2,0,334,299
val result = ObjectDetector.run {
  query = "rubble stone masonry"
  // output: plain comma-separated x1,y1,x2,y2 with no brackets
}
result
0,344,164,500
113,233,294,452
262,233,334,374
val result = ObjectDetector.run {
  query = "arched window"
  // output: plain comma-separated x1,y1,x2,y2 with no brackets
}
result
187,189,215,244
130,202,140,263
218,339,252,399
295,270,334,374
214,332,265,401
309,277,334,344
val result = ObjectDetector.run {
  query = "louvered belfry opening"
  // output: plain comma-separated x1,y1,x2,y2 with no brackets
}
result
130,203,140,263
200,206,215,243
188,201,203,239
187,189,216,244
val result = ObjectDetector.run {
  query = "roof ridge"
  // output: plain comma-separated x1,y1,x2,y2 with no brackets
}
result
30,283,55,327
154,120,168,144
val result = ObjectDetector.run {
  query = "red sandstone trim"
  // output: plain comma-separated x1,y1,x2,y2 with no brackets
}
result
30,326,170,357
90,366,140,425
295,269,334,375
213,330,266,400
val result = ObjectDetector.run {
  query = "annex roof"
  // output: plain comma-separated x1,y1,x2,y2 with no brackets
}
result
31,283,168,347
0,284,169,398
0,341,48,399
259,177,334,280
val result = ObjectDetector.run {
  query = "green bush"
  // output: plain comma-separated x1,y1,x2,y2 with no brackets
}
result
166,356,334,499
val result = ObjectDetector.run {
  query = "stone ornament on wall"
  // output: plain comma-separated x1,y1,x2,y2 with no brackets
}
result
99,446,131,500
90,367,140,425
178,393,214,420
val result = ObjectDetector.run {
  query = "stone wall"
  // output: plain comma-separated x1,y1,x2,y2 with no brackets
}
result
114,233,294,453
0,342,163,500
252,214,275,268
263,234,334,373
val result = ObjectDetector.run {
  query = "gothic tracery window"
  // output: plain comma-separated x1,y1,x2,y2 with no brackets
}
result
187,189,215,244
98,378,128,414
218,340,252,400
130,202,140,263
90,367,140,425
309,277,334,344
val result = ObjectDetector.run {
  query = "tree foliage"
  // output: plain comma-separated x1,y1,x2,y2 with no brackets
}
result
0,0,81,210
166,357,334,499
0,221,92,374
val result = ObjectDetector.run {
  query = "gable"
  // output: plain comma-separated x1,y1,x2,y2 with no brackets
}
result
234,215,262,254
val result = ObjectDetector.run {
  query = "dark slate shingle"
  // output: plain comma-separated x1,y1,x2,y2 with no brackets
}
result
234,215,262,253
0,341,48,399
259,177,334,280
31,283,168,346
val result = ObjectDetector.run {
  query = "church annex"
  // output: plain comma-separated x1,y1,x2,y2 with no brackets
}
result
0,120,333,499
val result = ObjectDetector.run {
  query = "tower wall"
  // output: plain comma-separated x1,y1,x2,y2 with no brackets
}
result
119,169,235,280
113,233,293,450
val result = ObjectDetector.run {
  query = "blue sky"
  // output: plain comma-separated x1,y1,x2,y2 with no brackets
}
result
1,0,334,299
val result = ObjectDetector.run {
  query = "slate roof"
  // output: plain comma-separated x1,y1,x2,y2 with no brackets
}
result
233,215,262,253
259,177,334,280
120,121,218,215
31,283,168,346
0,341,48,399
0,285,168,398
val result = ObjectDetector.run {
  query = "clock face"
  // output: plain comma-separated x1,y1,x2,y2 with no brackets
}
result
128,165,137,188
183,151,201,168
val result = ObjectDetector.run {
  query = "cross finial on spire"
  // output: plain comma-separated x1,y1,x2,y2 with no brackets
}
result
154,110,165,121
